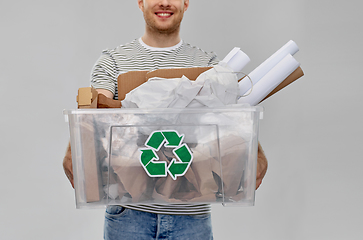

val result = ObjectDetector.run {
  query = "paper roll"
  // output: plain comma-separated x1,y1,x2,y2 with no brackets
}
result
220,47,250,73
237,54,300,106
239,40,299,96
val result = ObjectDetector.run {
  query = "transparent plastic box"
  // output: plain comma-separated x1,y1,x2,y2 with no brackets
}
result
64,106,263,208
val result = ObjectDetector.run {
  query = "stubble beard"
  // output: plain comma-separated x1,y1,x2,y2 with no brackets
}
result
144,12,183,36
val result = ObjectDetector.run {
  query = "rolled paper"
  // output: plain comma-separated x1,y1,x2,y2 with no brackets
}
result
239,40,299,96
220,47,250,73
237,54,300,106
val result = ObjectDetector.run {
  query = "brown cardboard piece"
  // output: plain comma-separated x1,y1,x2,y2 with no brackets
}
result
79,120,103,202
77,87,98,109
117,67,212,101
117,66,304,103
77,86,122,108
261,66,304,102
146,67,212,81
76,87,103,202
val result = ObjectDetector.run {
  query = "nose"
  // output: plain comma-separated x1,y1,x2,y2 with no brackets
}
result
158,0,171,7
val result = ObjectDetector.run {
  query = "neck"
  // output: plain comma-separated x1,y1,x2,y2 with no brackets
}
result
141,28,181,48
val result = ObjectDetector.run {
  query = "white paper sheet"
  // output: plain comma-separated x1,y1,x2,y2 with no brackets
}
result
121,76,201,109
238,40,299,96
237,54,300,106
185,65,239,108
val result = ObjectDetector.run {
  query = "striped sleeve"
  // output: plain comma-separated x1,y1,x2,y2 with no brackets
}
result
209,52,220,66
90,50,119,96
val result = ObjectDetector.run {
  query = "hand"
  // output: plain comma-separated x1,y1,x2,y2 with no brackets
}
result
63,142,74,188
97,93,122,108
256,142,268,190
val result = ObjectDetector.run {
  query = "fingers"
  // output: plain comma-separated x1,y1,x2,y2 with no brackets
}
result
65,168,74,188
63,142,75,189
256,179,262,190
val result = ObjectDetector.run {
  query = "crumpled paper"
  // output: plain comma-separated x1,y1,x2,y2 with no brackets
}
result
121,64,239,109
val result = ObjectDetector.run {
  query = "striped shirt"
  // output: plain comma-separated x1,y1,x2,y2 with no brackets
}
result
90,38,219,215
91,38,219,100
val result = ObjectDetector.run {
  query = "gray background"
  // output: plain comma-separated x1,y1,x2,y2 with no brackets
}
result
1,0,362,239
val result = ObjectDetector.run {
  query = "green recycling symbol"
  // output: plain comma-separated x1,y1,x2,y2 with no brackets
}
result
139,130,193,180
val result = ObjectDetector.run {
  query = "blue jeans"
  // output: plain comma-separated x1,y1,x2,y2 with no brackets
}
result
104,206,213,240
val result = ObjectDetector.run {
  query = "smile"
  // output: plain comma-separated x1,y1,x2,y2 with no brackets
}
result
156,12,173,17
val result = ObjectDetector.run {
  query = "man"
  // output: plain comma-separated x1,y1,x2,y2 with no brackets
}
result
63,0,268,239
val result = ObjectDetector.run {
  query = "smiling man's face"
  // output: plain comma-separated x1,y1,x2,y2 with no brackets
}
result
138,0,189,35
